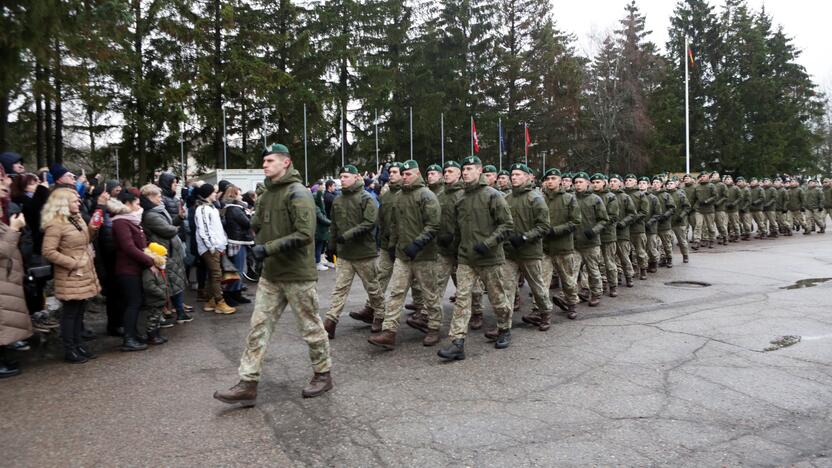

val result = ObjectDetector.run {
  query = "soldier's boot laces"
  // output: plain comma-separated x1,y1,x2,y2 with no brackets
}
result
437,339,466,361
302,372,333,399
495,329,512,349
214,380,258,407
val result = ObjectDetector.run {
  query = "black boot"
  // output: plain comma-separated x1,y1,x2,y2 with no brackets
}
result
232,291,251,304
121,337,148,352
495,329,512,349
76,345,98,360
222,292,240,307
146,328,168,345
64,349,88,364
437,339,466,361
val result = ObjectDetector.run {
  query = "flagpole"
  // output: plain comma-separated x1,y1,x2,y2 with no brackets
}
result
303,103,308,185
498,117,502,171
409,106,413,160
440,113,445,165
470,116,474,157
341,107,345,167
374,109,379,170
684,36,691,175
524,122,528,164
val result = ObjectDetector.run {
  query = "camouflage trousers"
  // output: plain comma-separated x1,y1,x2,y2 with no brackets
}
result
672,224,690,256
326,257,385,323
715,211,728,238
616,239,635,280
647,233,659,263
382,259,442,332
448,263,511,339
551,251,582,306
532,254,555,313
740,212,754,235
727,212,741,237
790,210,805,230
578,246,604,298
806,209,826,231
751,211,766,234
765,211,779,234
502,258,552,315
631,232,649,269
658,230,674,260
693,212,717,242
143,305,164,333
599,242,618,287
687,213,698,241
437,254,483,313
365,249,394,309
239,278,331,381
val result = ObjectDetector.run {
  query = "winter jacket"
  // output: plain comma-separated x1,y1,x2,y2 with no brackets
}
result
776,187,790,212
713,182,727,211
597,189,619,244
504,182,549,261
787,186,805,211
625,188,650,234
645,192,660,235
314,191,331,243
12,184,49,254
543,187,580,255
0,224,32,346
454,175,513,267
41,215,101,301
378,183,401,250
613,188,637,241
390,176,440,263
804,187,824,210
113,210,155,277
739,187,751,213
725,185,741,213
691,182,717,214
823,186,832,209
764,186,778,211
429,181,444,196
331,181,378,261
251,165,316,282
223,201,254,243
142,203,186,296
195,199,228,255
437,180,464,258
574,191,609,249
749,186,766,212
654,190,676,232
668,188,691,226
158,172,183,226
142,267,169,308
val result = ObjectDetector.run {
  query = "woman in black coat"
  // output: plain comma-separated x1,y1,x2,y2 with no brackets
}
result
220,186,253,306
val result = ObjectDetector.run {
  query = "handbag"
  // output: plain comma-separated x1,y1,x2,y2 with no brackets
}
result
220,253,240,285
26,255,53,282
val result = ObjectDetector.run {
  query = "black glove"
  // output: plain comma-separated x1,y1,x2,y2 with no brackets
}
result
473,242,489,255
252,245,268,261
782,210,788,214
509,234,526,248
437,233,454,247
403,241,423,260
568,224,576,233
336,234,346,244
726,202,735,209
388,247,396,262
616,221,626,229
800,208,805,213
583,229,595,240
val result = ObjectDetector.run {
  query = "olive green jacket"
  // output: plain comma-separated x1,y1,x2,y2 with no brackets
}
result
738,187,751,213
776,187,789,211
749,186,766,212
390,177,440,262
645,192,660,235
804,187,823,210
429,182,444,196
252,165,317,282
455,175,514,267
724,185,741,213
437,180,464,258
597,189,619,244
655,189,676,232
691,182,717,214
764,186,778,211
574,191,609,249
823,186,832,209
330,181,378,261
378,182,401,249
543,187,580,254
613,188,637,240
625,187,650,234
667,188,690,226
713,182,727,211
787,186,804,211
505,182,549,261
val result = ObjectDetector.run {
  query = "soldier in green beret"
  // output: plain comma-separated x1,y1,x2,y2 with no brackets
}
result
590,173,621,296
562,173,573,192
573,172,609,306
681,174,697,240
624,174,650,280
774,177,790,236
748,178,767,238
609,174,637,286
735,177,753,240
483,164,498,187
762,177,780,238
322,165,386,340
787,178,807,234
804,178,825,233
426,164,444,196
822,178,832,228
651,177,676,267
666,178,691,263
711,172,729,245
643,177,661,271
723,175,742,242
690,172,718,249
497,169,511,194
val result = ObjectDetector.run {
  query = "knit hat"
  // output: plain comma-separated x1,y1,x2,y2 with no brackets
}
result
218,179,232,194
0,152,22,173
196,183,216,200
50,163,70,182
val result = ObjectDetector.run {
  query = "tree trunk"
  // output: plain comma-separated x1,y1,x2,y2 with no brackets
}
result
35,64,45,168
45,65,54,167
134,0,146,183
241,97,247,155
0,90,8,152
213,0,224,169
87,104,96,161
54,39,64,164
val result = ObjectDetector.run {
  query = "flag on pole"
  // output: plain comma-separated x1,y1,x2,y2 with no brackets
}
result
688,47,695,67
472,118,480,154
525,125,531,153
498,120,506,155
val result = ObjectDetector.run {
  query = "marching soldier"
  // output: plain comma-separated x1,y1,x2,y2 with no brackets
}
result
426,164,445,196
804,178,825,234
484,165,498,187
323,165,385,339
774,177,790,235
590,173,621,296
573,172,609,307
736,177,753,240
712,172,729,245
368,160,441,349
749,178,767,238
724,175,742,242
503,163,553,330
823,178,832,226
643,177,661,271
682,174,697,239
610,174,637,286
763,178,780,237
666,178,691,263
652,177,676,268
562,173,574,192
787,178,806,234
438,156,514,360
690,172,718,249
214,144,332,404
497,169,512,194
624,174,650,280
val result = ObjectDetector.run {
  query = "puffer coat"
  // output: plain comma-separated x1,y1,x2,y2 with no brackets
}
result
41,215,101,302
0,223,32,346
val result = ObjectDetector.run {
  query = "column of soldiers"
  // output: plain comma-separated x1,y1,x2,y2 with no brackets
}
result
214,144,831,405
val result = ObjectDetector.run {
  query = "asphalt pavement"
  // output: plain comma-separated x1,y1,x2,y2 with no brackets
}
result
3,233,832,467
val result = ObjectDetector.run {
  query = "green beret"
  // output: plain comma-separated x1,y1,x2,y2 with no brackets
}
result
750,177,758,181
670,176,680,182
401,160,419,171
735,176,745,181
340,165,359,175
544,168,562,178
443,160,460,169
710,171,719,176
609,173,622,181
625,173,637,180
639,176,651,183
264,143,290,155
589,173,607,182
498,169,510,177
427,164,442,173
573,171,590,181
651,176,662,183
698,171,708,178
509,163,532,175
762,177,771,182
388,162,403,171
562,172,573,179
462,156,482,167
483,165,497,174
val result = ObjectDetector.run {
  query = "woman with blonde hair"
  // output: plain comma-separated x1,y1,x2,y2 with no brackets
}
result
41,188,101,363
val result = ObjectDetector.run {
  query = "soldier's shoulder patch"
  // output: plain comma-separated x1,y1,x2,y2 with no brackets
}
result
288,183,313,201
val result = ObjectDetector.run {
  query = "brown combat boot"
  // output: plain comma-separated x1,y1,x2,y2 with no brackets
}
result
423,329,441,347
213,380,258,407
484,328,499,341
690,241,700,250
639,268,647,280
683,255,689,264
469,313,483,330
625,277,634,288
647,261,657,273
588,296,600,307
371,317,383,333
552,295,570,312
367,330,396,349
323,318,336,339
522,311,542,326
302,372,333,398
566,304,577,320
609,286,618,297
538,312,551,331
405,314,430,334
214,299,236,315
405,303,420,311
666,257,673,268
349,306,374,324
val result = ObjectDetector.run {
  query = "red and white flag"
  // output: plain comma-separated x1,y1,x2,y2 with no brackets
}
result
525,125,531,153
471,118,480,154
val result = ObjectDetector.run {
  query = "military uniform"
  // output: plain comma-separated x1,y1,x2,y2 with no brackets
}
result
625,179,650,278
724,181,742,242
787,183,806,233
612,180,637,285
592,174,620,294
823,183,832,225
645,185,661,267
574,173,609,304
543,172,582,317
324,169,385,337
690,177,718,247
713,177,729,243
749,181,767,238
654,183,677,266
737,179,753,239
763,181,780,236
804,183,825,233
375,179,401,297
667,183,691,260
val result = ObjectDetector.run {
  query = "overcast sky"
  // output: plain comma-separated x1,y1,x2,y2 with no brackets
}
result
551,0,832,89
